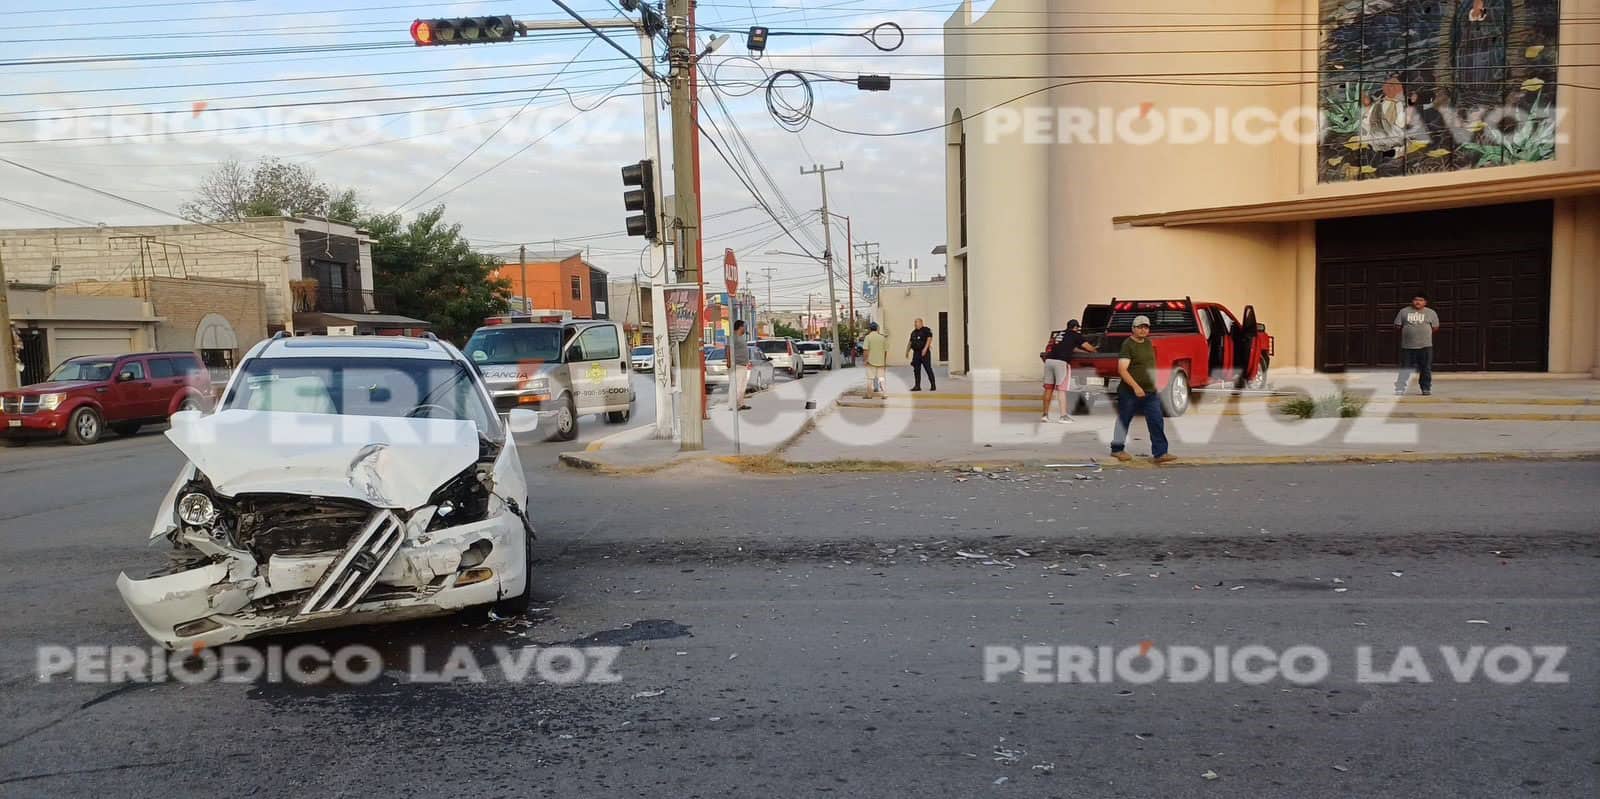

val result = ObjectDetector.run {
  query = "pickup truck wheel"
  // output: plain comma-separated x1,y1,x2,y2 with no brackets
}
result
66,407,103,445
605,405,632,424
1160,368,1191,417
112,422,142,437
173,397,200,416
549,395,578,442
1244,356,1270,391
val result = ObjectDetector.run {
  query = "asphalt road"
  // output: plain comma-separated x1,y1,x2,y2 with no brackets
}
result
0,422,1595,797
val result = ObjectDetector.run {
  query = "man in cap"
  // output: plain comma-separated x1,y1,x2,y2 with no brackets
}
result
862,321,889,398
1040,319,1096,423
1110,315,1174,464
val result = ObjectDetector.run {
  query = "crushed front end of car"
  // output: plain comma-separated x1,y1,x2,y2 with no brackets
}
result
118,409,533,650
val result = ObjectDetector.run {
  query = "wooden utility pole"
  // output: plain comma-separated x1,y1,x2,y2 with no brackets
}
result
518,244,528,313
667,0,704,450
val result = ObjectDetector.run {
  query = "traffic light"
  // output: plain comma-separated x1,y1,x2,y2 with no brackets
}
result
409,15,518,46
621,159,659,241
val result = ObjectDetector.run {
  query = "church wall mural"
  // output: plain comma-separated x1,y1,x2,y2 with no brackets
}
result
1319,0,1561,183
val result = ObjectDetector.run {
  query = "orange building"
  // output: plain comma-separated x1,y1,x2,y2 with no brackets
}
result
491,251,608,318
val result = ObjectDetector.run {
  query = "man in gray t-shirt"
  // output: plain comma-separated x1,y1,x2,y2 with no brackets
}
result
1394,294,1440,396
727,320,751,410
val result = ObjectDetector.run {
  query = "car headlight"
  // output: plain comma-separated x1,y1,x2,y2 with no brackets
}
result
521,377,549,393
38,393,66,411
177,492,218,526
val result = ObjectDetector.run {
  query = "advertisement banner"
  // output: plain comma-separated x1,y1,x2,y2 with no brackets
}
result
664,284,700,345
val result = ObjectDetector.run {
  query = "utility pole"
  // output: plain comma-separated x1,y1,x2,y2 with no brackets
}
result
844,216,855,340
759,266,776,332
0,247,15,390
667,0,704,450
638,28,675,441
801,162,844,365
518,244,527,313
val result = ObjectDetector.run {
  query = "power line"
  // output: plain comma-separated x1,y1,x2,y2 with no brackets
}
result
390,37,599,214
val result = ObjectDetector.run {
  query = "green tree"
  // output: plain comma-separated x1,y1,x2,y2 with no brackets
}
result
360,205,511,342
772,321,804,339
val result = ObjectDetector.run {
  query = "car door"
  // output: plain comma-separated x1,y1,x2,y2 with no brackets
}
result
147,356,187,413
568,324,626,414
109,357,154,420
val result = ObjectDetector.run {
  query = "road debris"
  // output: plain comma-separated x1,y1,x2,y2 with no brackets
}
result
631,690,665,699
1332,764,1349,772
1201,770,1220,781
1466,619,1489,624
1032,762,1055,774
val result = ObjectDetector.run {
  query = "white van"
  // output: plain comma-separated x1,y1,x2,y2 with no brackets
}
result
463,320,635,441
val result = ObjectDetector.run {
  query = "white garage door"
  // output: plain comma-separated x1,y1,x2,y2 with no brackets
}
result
51,330,136,367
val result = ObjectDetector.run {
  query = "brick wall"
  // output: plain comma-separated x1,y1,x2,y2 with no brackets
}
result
0,218,370,329
144,276,267,356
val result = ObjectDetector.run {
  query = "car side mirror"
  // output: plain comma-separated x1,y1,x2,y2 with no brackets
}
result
506,407,539,434
117,370,136,382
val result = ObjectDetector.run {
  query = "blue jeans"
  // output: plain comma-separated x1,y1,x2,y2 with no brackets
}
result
1396,347,1433,393
1111,390,1168,458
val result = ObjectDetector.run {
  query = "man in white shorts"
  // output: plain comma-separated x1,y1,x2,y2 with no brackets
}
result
1039,319,1096,423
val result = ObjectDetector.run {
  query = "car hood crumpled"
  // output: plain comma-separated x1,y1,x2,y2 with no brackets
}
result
165,409,482,510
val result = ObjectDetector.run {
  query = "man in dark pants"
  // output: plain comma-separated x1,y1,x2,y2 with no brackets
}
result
1109,315,1174,464
1394,293,1440,396
907,317,936,392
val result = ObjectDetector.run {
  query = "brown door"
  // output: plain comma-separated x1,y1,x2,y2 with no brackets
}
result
1316,201,1551,372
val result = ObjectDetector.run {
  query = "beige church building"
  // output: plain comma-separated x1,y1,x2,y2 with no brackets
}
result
943,0,1600,378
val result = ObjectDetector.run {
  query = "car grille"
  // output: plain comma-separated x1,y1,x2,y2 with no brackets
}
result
233,495,377,558
2,396,40,415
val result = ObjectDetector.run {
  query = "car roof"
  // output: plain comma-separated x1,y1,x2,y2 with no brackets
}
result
63,351,198,361
254,335,455,361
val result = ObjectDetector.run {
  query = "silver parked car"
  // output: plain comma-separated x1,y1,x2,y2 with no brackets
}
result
704,344,775,393
796,340,832,371
630,345,655,373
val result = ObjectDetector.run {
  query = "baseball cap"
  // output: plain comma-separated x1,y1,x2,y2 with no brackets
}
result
1132,315,1152,328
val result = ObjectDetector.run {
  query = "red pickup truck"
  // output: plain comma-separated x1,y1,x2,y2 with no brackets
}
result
1,351,213,446
1068,298,1273,417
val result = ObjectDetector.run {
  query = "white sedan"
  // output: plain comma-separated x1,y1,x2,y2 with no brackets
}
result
704,344,775,393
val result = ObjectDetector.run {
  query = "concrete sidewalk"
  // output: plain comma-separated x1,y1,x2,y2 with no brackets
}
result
559,366,860,471
564,370,1600,472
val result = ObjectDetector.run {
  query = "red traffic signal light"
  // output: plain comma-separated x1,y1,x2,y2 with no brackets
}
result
409,15,518,46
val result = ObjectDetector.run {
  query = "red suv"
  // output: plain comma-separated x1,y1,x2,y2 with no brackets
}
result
1,352,213,446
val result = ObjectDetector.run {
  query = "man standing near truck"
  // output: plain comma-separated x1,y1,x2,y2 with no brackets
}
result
1394,293,1440,396
1110,315,1175,464
1040,319,1096,423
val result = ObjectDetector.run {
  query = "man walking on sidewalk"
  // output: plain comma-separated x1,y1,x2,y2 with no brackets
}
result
1109,315,1174,464
1394,293,1440,396
1040,319,1096,423
728,319,752,411
863,322,889,398
907,318,936,392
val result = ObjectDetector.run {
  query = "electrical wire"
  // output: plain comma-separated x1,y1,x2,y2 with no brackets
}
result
389,37,598,214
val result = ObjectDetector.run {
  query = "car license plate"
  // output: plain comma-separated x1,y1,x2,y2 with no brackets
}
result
7,419,20,428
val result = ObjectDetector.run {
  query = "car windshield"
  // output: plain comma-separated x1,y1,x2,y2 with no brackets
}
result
706,348,727,361
48,359,116,382
463,326,564,365
756,341,789,354
632,346,654,357
222,357,498,436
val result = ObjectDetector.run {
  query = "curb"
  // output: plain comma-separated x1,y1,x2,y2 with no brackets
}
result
836,399,1600,423
718,449,1600,475
584,423,657,452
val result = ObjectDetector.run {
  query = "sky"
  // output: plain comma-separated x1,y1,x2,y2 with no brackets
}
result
0,0,978,312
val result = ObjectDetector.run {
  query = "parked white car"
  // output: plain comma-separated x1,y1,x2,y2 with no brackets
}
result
704,343,775,393
756,338,804,378
117,334,539,650
630,345,655,373
796,340,832,371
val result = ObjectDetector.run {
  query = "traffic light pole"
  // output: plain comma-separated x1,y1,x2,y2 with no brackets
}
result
638,31,676,441
667,0,704,451
802,163,844,372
